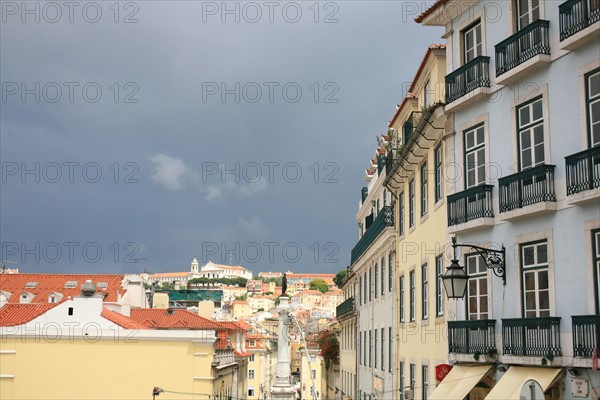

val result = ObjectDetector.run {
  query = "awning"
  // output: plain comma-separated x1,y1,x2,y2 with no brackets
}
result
485,366,561,400
430,365,493,400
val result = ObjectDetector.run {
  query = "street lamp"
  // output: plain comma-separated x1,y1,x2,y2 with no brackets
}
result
442,236,506,299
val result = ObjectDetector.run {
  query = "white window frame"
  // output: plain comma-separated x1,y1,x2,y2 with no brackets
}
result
464,124,486,188
517,97,545,170
521,240,551,317
586,68,600,147
466,254,490,320
462,20,482,64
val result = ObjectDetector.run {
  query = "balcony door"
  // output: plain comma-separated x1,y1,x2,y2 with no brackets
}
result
515,0,541,30
521,241,550,318
517,97,547,199
466,254,489,320
462,21,482,87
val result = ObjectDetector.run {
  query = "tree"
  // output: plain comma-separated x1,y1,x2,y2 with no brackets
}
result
318,330,339,370
333,269,348,287
309,279,329,293
234,294,247,301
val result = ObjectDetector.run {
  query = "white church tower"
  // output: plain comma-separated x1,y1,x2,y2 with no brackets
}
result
190,257,199,273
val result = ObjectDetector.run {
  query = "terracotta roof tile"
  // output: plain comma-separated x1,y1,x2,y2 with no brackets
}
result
0,302,62,326
100,309,149,330
0,273,126,303
415,0,449,23
129,309,225,330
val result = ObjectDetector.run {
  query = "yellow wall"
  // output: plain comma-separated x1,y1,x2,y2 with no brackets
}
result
0,336,216,400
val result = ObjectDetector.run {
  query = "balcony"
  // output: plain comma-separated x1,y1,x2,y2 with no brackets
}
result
495,19,551,85
572,315,600,357
445,56,491,112
351,205,394,265
447,184,494,232
403,111,424,145
448,320,497,355
502,317,561,357
559,0,600,50
565,146,600,203
336,297,355,320
498,164,556,219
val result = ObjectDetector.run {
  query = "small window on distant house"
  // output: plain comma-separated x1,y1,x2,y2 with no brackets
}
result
250,340,255,346
68,307,74,316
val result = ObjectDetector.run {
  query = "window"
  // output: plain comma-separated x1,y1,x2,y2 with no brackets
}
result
586,68,600,147
375,264,379,299
364,331,367,365
399,191,405,235
517,97,545,170
409,364,416,389
374,329,378,369
435,255,444,316
422,365,429,400
249,369,255,379
359,275,363,305
311,369,316,379
249,340,255,346
399,275,405,322
409,271,416,321
68,307,73,316
421,163,428,216
521,241,550,317
369,330,372,367
423,79,431,107
466,254,489,320
464,124,486,188
49,295,57,303
434,144,443,202
381,327,385,370
381,257,385,296
389,253,394,291
593,229,600,313
409,180,415,227
248,388,255,397
369,268,373,302
422,263,428,320
463,20,482,63
515,0,540,30
400,362,405,394
388,327,392,372
249,354,255,362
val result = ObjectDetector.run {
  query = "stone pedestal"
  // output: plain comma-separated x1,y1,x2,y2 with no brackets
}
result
270,296,296,400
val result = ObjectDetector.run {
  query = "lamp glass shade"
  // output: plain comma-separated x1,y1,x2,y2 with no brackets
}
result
442,260,469,299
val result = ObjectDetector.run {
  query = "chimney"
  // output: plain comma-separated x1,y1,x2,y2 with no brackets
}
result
81,280,96,296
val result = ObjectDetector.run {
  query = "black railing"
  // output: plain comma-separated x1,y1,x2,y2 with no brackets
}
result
502,317,561,356
559,0,600,41
572,315,600,357
448,320,497,355
498,164,556,213
446,56,491,104
447,184,494,226
495,19,551,76
351,206,394,265
565,146,600,195
336,297,355,319
403,111,424,145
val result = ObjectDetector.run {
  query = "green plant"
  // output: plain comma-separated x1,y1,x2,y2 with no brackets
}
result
473,351,481,361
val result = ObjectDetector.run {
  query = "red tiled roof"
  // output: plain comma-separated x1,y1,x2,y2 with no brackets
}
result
148,272,189,278
0,273,126,303
218,321,248,331
129,309,225,330
287,274,335,279
212,263,248,271
101,309,149,330
415,0,449,23
0,302,61,326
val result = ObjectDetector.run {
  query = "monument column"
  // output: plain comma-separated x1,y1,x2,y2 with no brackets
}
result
270,296,296,400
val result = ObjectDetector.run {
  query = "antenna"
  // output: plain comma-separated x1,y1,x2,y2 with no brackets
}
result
132,256,156,273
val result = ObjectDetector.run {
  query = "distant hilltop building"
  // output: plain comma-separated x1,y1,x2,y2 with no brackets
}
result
148,258,253,287
257,271,282,279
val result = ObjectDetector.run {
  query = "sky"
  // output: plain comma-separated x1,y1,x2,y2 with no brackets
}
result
1,0,442,276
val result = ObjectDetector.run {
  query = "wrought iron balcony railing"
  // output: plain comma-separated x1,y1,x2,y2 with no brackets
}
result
565,146,600,195
336,297,355,319
403,111,424,145
447,184,494,226
448,319,497,355
351,206,394,265
445,56,491,104
495,19,551,76
498,164,556,213
502,317,561,356
559,0,600,41
572,315,600,357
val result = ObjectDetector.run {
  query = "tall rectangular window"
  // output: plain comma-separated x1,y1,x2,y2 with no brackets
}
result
359,331,362,365
435,255,444,316
409,180,415,227
593,229,600,313
381,327,385,370
381,257,385,296
249,369,255,379
422,263,429,320
364,331,367,365
375,264,379,299
521,240,550,317
466,254,489,320
388,327,392,372
464,124,486,188
409,364,416,389
399,191,405,235
517,97,545,170
421,163,428,216
462,21,482,63
423,79,431,108
409,271,416,321
389,253,394,292
374,329,378,369
369,330,372,367
364,273,368,304
422,365,429,400
359,275,363,305
399,275,405,322
586,68,600,147
515,0,540,30
369,268,373,301
434,144,443,202
400,362,405,394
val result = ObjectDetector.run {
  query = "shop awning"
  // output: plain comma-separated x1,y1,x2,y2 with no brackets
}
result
485,366,561,400
430,365,493,400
